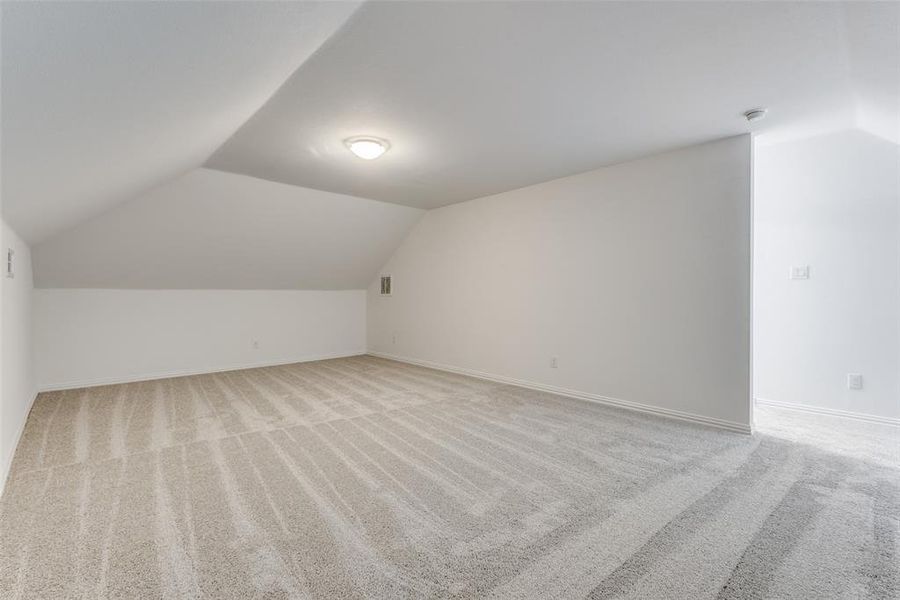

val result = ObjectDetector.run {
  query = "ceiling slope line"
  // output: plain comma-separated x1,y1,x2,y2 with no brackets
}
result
1,1,364,243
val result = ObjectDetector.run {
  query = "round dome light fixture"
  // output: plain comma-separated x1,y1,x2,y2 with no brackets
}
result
744,108,768,122
345,136,390,160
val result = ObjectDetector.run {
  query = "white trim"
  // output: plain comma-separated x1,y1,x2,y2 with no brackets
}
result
369,352,751,434
748,133,756,434
755,397,900,427
37,350,367,392
1,389,39,498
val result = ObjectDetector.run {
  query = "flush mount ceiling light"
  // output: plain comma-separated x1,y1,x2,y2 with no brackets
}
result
744,108,768,122
344,136,390,160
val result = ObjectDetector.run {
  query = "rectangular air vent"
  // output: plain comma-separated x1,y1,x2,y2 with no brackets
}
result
380,275,392,296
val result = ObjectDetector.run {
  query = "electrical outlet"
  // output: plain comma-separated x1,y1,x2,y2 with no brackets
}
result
252,340,259,350
550,357,558,369
392,333,397,345
847,373,863,390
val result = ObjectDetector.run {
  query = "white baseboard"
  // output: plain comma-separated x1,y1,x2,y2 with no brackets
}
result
755,397,900,427
37,350,367,393
1,388,39,498
369,351,751,434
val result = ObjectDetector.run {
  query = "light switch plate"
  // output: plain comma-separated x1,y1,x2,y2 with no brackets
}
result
790,265,810,280
847,373,863,390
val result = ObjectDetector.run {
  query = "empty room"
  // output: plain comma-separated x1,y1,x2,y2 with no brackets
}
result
1,1,898,598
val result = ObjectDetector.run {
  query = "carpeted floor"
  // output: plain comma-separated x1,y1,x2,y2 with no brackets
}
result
1,356,897,599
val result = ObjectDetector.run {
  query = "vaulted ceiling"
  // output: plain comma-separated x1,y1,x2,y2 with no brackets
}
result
1,1,362,242
2,1,897,289
32,169,423,289
206,1,898,208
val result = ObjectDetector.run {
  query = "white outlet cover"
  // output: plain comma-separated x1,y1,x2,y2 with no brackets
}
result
847,373,863,390
789,265,810,280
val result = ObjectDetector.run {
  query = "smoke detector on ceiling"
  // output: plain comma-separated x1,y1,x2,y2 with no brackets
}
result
744,108,768,122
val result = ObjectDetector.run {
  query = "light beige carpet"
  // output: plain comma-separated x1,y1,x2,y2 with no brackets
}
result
0,355,897,599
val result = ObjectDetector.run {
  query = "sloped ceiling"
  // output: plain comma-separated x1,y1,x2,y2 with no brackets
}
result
3,1,898,290
207,1,899,209
840,3,900,145
1,0,362,243
33,169,423,289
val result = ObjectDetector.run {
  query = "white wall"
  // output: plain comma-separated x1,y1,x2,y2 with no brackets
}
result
368,135,753,430
754,129,900,421
1,219,35,492
35,289,366,390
